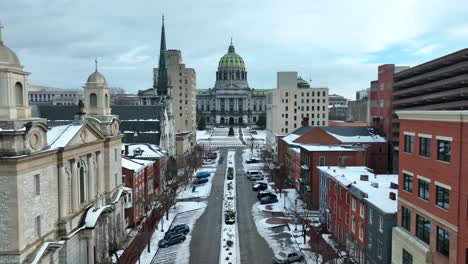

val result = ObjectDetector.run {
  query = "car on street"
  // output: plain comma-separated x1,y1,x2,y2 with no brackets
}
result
158,233,186,248
250,174,264,181
164,224,190,239
246,169,262,179
203,159,216,165
252,182,268,191
195,172,210,178
257,191,277,200
272,250,305,263
259,196,278,204
192,178,208,185
246,158,261,164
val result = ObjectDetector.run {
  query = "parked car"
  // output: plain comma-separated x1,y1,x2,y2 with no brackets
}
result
203,159,216,165
260,196,278,205
196,172,210,178
272,250,305,263
246,158,261,164
250,174,264,181
257,191,277,200
164,224,190,239
225,210,236,225
193,178,208,185
158,234,186,248
246,170,262,179
252,182,268,191
205,152,217,159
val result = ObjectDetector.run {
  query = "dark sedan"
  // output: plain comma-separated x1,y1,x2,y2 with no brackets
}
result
260,196,278,205
252,182,268,191
257,192,277,200
164,224,190,239
158,234,186,248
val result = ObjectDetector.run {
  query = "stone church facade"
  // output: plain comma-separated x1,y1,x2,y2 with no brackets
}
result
0,23,125,264
196,42,267,126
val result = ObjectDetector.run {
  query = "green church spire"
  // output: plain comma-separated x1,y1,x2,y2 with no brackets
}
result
156,15,169,96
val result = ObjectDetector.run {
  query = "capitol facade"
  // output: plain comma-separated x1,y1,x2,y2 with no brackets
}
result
196,42,267,126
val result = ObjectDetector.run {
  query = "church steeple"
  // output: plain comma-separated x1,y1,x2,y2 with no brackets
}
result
156,15,170,97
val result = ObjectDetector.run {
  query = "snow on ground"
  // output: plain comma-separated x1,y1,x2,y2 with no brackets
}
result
138,202,206,264
177,168,217,200
196,130,211,141
241,148,265,172
198,128,243,147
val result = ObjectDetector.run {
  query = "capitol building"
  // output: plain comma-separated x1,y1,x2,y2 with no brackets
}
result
196,42,268,126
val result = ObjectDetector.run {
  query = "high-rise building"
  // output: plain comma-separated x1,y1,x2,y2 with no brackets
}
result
196,41,268,126
391,110,468,264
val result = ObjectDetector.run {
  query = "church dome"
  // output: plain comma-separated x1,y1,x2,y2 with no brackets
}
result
297,77,310,88
87,71,107,85
0,44,20,66
218,43,245,70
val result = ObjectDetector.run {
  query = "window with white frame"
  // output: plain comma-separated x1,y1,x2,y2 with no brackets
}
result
360,203,365,218
379,215,384,232
369,207,373,224
351,216,355,233
352,198,356,211
359,222,363,240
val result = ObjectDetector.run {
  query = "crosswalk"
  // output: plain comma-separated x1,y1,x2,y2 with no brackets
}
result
151,209,204,264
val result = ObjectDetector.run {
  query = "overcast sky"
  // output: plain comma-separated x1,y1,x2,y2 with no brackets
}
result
2,0,468,99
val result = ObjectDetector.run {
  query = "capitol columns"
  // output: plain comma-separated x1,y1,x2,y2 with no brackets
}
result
87,154,96,199
71,159,79,212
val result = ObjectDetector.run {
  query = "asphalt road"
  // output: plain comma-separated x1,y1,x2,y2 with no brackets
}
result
235,149,274,264
189,149,227,264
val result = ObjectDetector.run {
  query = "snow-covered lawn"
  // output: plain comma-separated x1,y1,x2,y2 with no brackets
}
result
241,148,265,172
138,202,206,264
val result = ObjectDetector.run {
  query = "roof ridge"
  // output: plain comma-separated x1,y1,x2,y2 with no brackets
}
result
49,123,73,147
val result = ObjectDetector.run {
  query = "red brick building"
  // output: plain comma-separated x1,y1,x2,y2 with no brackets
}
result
392,110,468,264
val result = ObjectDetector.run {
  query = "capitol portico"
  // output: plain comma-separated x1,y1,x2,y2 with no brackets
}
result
196,41,267,126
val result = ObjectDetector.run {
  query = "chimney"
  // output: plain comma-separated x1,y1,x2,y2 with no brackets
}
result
360,175,369,181
124,145,129,156
301,117,309,127
389,192,396,200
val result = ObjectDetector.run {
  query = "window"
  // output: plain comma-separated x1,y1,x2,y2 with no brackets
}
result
437,140,451,162
368,208,373,224
34,174,40,195
402,249,413,264
360,204,365,218
79,164,86,204
345,212,349,224
359,222,363,240
319,156,325,166
352,198,356,211
403,173,413,193
437,227,450,257
368,234,372,249
114,148,118,161
90,93,97,107
378,241,383,258
35,215,41,237
404,134,414,153
416,214,430,244
436,185,450,210
402,206,411,232
351,217,355,233
419,137,431,157
15,82,24,106
418,179,430,201
379,216,383,232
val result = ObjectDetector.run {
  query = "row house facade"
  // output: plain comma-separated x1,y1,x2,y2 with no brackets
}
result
391,110,468,264
277,124,387,209
319,166,398,264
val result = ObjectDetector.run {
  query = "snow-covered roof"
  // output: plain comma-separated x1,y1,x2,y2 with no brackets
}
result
84,205,112,228
326,132,386,143
122,158,145,171
122,143,165,158
47,124,83,149
300,145,357,152
318,166,398,214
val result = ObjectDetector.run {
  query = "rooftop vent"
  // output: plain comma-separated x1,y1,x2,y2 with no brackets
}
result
389,192,396,200
371,182,379,188
133,147,143,156
360,175,369,181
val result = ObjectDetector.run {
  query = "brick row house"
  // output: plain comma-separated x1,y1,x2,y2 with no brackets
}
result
391,110,468,264
319,166,398,264
277,124,388,210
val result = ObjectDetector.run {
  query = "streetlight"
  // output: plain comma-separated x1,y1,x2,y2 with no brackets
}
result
294,198,298,232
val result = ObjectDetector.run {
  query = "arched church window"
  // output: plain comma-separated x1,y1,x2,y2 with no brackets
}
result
15,82,24,106
78,161,87,204
90,93,97,107
105,94,109,107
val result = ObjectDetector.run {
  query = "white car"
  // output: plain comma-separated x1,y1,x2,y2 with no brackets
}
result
250,174,264,181
272,250,304,263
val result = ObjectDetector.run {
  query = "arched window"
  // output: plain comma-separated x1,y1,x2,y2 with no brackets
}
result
105,94,109,107
78,161,87,204
90,93,97,107
15,82,24,106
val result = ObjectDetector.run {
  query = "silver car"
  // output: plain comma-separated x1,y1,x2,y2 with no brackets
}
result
272,250,304,263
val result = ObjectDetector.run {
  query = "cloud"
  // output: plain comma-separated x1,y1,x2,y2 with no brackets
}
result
414,44,440,55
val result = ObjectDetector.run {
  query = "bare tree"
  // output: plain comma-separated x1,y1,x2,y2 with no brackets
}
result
275,165,288,198
109,87,126,95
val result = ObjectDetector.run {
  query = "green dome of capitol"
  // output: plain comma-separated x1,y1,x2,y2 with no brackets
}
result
297,77,310,88
218,41,245,70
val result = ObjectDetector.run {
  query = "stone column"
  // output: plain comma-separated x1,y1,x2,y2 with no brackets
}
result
87,236,94,264
96,151,104,195
58,163,67,218
71,159,78,212
88,155,95,200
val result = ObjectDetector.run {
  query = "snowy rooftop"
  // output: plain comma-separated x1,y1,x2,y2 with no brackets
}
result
122,143,165,158
122,157,145,171
301,145,357,152
318,166,398,214
47,124,84,149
